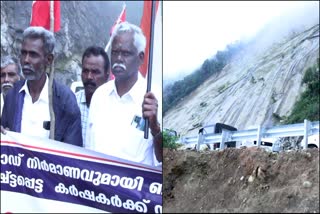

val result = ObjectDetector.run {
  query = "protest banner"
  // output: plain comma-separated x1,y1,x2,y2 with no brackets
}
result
1,131,162,213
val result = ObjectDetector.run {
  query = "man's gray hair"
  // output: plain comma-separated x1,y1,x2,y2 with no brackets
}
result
110,21,146,54
1,55,22,77
22,26,55,55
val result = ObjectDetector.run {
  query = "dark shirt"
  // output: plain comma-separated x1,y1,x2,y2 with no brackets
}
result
1,79,83,147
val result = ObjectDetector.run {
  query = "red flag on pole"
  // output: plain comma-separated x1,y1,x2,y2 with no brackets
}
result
106,3,126,80
139,1,159,78
109,3,126,36
30,0,61,32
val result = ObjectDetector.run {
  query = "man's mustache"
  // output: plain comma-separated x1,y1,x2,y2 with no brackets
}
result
112,63,126,70
1,82,13,89
84,81,96,88
22,65,35,73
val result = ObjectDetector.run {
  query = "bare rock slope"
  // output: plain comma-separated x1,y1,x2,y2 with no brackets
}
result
164,24,319,137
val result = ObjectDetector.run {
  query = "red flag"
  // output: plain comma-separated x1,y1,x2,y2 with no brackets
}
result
30,0,61,32
109,3,126,36
139,1,159,78
107,3,126,80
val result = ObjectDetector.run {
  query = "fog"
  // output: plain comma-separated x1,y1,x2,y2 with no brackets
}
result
246,1,319,56
163,1,319,87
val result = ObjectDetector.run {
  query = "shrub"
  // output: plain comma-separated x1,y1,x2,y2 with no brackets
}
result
283,63,319,124
163,129,180,149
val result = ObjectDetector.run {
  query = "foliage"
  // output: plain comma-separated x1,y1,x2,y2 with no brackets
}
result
283,59,320,124
163,41,244,114
272,113,284,122
218,83,228,93
271,91,277,104
250,76,257,84
163,129,180,149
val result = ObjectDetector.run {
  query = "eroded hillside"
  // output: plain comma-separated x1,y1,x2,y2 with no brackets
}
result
164,24,319,137
163,147,320,213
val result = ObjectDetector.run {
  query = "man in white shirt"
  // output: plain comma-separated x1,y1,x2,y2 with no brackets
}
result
76,46,110,142
86,22,162,166
0,56,22,116
1,26,82,146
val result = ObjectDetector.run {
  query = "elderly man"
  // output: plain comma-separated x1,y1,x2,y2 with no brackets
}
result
1,56,22,115
1,26,82,146
76,46,110,142
85,22,162,166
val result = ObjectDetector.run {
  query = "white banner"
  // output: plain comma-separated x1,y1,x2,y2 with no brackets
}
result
1,131,162,213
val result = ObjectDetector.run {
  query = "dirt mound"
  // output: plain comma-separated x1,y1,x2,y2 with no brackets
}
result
163,147,319,213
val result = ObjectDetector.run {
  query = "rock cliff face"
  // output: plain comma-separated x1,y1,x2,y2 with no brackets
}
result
1,1,142,85
164,24,319,137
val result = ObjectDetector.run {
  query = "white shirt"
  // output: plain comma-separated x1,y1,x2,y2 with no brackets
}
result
20,76,50,139
75,89,89,143
86,73,162,166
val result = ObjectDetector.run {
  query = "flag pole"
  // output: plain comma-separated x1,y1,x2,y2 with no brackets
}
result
104,2,126,52
104,40,111,52
144,0,157,139
49,0,55,139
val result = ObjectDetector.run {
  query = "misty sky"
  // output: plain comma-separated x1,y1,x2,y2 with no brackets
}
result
163,1,319,82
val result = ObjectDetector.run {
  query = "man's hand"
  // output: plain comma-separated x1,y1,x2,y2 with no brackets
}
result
142,92,162,162
1,125,9,135
142,92,160,135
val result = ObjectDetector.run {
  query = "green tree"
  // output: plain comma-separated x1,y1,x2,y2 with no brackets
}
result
163,129,180,149
283,61,319,124
163,41,244,114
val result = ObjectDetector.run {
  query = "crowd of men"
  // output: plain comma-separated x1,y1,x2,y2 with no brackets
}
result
1,22,162,167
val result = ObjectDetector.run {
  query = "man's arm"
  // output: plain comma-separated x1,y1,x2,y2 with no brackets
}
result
55,83,83,147
142,92,162,162
64,92,83,147
151,122,162,162
1,87,19,133
1,99,9,134
63,111,83,147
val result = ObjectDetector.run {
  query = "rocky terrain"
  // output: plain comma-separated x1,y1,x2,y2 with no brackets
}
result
163,23,319,137
163,147,320,213
1,1,142,85
162,6,319,213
